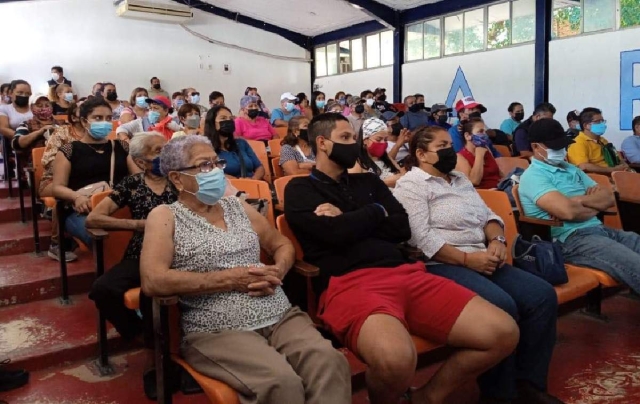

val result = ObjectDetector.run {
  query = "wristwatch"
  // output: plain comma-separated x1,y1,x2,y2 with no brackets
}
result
490,235,507,246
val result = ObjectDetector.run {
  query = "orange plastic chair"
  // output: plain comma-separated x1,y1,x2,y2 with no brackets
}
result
270,157,283,180
229,178,274,227
495,157,529,178
587,173,623,230
274,126,288,140
612,171,640,203
31,147,56,208
53,115,68,124
268,139,282,157
494,144,512,158
273,174,308,212
245,139,271,183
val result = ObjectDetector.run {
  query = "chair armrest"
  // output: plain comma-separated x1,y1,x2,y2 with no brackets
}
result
293,260,319,277
87,228,109,239
518,215,563,227
154,295,179,306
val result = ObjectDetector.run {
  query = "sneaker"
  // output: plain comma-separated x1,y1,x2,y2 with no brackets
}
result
0,359,29,392
48,244,78,262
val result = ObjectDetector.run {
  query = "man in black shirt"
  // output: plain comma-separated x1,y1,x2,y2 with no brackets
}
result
285,113,519,404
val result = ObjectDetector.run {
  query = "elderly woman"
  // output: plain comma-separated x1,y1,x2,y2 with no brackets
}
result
87,132,177,400
350,118,403,188
393,126,560,404
140,136,351,404
279,115,314,176
234,95,276,142
456,118,501,189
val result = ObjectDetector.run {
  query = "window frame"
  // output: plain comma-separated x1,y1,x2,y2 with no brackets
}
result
551,0,631,40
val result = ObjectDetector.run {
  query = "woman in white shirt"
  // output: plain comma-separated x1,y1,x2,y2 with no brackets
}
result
393,125,560,404
0,80,34,140
278,116,314,176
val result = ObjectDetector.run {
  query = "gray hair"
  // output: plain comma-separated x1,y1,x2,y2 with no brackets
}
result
240,95,258,109
129,131,165,159
160,135,212,175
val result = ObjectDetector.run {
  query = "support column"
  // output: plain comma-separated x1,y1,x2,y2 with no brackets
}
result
392,11,405,104
307,37,316,96
534,0,552,106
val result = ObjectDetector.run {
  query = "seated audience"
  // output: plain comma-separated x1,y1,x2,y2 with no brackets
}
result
296,92,311,119
567,108,629,174
373,87,392,114
1,83,11,105
103,83,127,121
87,132,176,400
12,94,55,161
48,65,72,88
145,96,180,140
245,87,269,118
520,119,640,294
271,92,301,127
450,96,489,153
565,110,581,139
205,105,264,180
279,115,314,176
284,113,518,404
119,87,149,125
208,91,225,108
310,91,326,117
325,100,343,114
513,102,556,156
183,87,208,115
428,103,452,130
346,96,366,134
335,91,350,115
171,104,202,138
148,77,169,98
0,80,34,140
91,82,104,98
381,111,410,164
171,91,185,114
234,95,276,141
500,102,525,136
360,89,381,118
393,125,559,404
52,98,137,249
50,84,74,115
400,95,430,130
350,118,403,188
140,135,351,403
456,118,501,189
621,115,640,164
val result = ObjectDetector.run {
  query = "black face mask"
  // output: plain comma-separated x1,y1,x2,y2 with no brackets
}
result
219,120,235,136
431,147,458,174
409,104,421,113
437,115,449,125
514,112,525,122
247,109,260,119
417,102,426,110
354,104,365,114
391,122,403,136
14,95,29,108
298,129,309,142
106,92,118,101
327,140,360,169
152,83,160,90
377,94,387,102
468,111,482,119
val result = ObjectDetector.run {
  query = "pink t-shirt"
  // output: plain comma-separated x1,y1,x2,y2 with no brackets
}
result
234,116,275,141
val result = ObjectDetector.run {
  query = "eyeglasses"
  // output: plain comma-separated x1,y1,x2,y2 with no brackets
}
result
591,119,607,124
177,159,226,173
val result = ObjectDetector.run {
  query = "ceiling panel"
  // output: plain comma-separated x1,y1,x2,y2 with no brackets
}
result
201,0,374,36
373,0,443,10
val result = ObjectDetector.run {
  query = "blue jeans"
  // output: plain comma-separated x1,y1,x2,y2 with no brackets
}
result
428,263,557,400
65,212,92,248
560,225,640,294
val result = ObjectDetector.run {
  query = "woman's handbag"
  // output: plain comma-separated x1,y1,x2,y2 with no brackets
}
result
75,140,115,197
512,235,568,285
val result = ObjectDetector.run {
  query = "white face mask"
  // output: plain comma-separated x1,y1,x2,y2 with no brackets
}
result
537,145,567,165
51,73,60,81
366,99,375,107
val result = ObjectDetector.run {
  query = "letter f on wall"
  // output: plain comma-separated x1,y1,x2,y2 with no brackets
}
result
446,67,474,109
620,50,640,131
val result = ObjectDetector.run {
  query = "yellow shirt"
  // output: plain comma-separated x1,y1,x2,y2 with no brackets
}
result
567,132,609,167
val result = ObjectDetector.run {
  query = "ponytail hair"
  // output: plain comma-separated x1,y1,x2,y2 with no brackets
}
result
405,126,447,170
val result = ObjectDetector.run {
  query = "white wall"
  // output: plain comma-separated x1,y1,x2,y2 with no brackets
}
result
550,28,640,147
0,0,311,112
403,44,535,130
315,66,393,101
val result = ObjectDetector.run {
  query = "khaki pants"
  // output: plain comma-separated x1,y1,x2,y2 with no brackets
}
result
181,307,352,404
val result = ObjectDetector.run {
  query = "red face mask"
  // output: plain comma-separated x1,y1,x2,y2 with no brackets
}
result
367,141,388,158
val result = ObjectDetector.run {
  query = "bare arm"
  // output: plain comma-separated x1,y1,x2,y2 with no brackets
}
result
15,127,49,149
0,116,15,139
281,160,311,176
467,149,487,186
85,197,144,231
536,191,599,222
273,119,288,127
578,162,628,175
252,165,266,180
572,186,615,212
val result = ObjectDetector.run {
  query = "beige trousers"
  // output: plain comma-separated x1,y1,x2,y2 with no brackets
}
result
181,307,352,404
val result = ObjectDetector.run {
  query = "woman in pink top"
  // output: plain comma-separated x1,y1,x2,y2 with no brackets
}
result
234,95,276,142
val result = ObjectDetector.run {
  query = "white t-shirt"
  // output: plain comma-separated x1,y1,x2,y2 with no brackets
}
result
386,141,410,163
0,104,33,130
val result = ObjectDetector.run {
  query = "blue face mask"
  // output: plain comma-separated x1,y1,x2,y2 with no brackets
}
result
316,100,326,109
88,121,113,139
181,167,227,205
64,92,74,102
175,99,185,109
590,122,607,136
471,134,490,148
149,156,163,176
136,96,148,109
540,146,567,165
285,102,295,112
148,110,161,124
575,123,581,131
190,94,200,104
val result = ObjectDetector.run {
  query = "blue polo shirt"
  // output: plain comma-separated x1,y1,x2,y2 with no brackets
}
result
500,118,520,135
519,159,600,242
270,108,300,125
449,125,502,157
621,135,640,164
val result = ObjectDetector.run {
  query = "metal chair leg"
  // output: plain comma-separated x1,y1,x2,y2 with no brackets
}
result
27,170,42,256
154,299,173,404
56,200,71,305
15,153,26,223
93,237,113,375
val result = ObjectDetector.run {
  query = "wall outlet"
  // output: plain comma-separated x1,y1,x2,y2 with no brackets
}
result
207,64,213,70
223,64,231,75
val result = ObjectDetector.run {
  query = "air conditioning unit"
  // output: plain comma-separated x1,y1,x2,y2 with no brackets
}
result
116,0,193,24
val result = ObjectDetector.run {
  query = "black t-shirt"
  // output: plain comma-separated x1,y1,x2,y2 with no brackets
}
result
60,140,129,191
52,103,69,116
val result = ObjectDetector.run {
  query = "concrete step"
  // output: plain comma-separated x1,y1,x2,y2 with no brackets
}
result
0,220,51,257
0,197,34,224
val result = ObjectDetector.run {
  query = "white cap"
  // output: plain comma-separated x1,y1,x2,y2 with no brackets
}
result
29,93,49,105
280,92,297,101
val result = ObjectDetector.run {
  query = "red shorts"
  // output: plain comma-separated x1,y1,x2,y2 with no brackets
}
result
317,262,475,354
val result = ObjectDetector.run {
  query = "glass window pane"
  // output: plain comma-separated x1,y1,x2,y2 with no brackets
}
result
339,41,351,73
315,47,327,77
366,33,381,68
488,3,510,49
407,23,423,61
424,19,441,59
444,14,464,55
464,8,484,52
326,43,338,76
584,0,615,32
552,0,582,38
352,38,364,70
621,0,640,28
380,30,394,66
512,0,536,43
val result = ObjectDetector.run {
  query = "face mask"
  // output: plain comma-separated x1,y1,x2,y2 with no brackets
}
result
88,121,113,139
338,99,346,106
14,95,29,107
409,104,421,113
2,95,10,104
181,167,227,206
378,94,387,102
416,102,426,110
368,141,388,158
590,122,607,136
298,129,309,142
538,146,567,166
152,83,160,90
106,92,118,102
366,99,375,107
175,99,184,109
34,107,53,121
148,156,163,176
51,73,60,81
437,115,448,125
247,109,260,119
136,96,148,108
326,140,360,169
471,134,490,148
190,94,200,104
391,122,402,136
429,147,457,174
185,115,200,129
315,100,326,109
285,102,295,112
575,123,581,131
514,112,525,122
354,104,365,114
219,119,235,136
468,111,482,119
148,110,161,124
